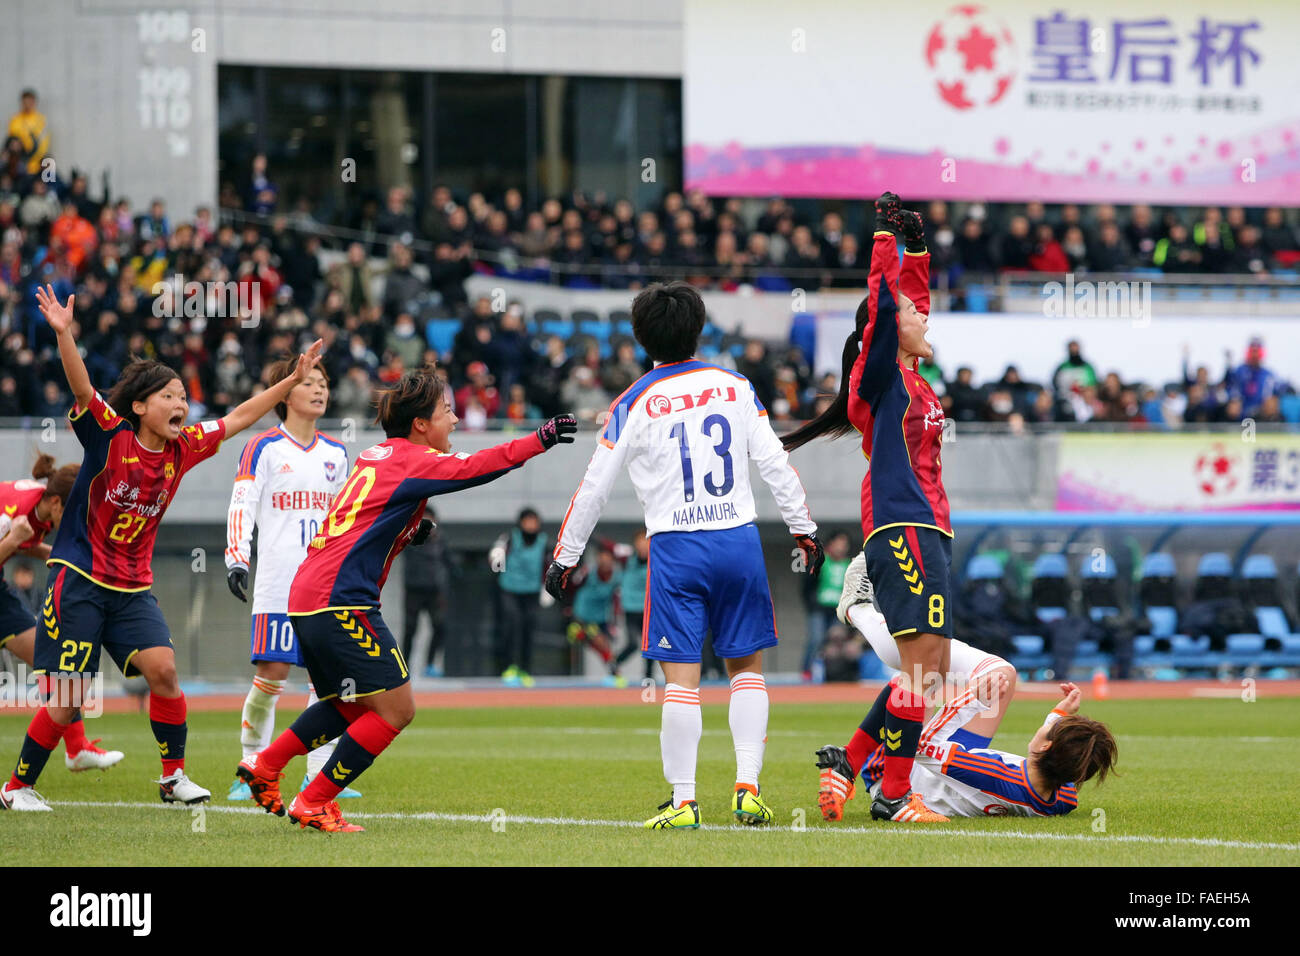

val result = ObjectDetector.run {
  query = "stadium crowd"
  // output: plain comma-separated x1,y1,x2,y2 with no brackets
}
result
0,89,1295,427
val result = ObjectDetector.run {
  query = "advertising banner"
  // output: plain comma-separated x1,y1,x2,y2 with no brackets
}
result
685,0,1300,203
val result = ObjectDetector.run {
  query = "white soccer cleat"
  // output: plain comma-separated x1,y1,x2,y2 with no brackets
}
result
0,783,53,811
65,739,125,772
837,552,877,624
158,770,211,805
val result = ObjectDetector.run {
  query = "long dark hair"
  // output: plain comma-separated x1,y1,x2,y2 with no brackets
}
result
781,300,869,452
106,360,184,430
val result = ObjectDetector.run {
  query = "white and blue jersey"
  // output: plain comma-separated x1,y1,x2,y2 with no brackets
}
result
865,690,1080,817
554,360,815,663
225,424,348,664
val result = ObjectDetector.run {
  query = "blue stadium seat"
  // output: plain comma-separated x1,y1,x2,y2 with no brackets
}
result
1138,552,1179,636
1241,554,1277,579
1225,634,1265,655
966,554,1004,580
1140,552,1176,578
539,318,575,340
1280,395,1300,424
1146,607,1178,637
753,274,793,292
1255,607,1290,639
1035,606,1067,624
1241,555,1290,638
965,287,990,312
1079,554,1116,578
1032,553,1068,578
425,318,459,356
1012,635,1044,655
1196,552,1233,577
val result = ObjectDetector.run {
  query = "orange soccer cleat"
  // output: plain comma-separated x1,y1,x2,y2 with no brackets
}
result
287,794,365,833
235,755,285,817
870,789,949,823
815,745,856,821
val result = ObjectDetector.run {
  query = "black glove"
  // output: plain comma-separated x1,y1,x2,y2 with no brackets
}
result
874,192,902,234
898,209,926,252
544,560,575,601
411,518,435,546
537,414,578,450
227,566,248,602
794,533,825,577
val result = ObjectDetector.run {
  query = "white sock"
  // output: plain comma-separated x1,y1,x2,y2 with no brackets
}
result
304,685,337,780
848,603,902,670
241,677,284,759
661,684,701,806
728,672,768,788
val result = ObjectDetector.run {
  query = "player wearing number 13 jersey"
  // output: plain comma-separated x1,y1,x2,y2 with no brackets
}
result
223,359,349,802
546,282,824,831
237,366,576,831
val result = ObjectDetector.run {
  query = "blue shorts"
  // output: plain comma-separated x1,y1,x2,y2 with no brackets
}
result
32,565,174,678
643,524,777,663
0,580,36,648
291,607,410,701
864,525,953,639
250,612,304,666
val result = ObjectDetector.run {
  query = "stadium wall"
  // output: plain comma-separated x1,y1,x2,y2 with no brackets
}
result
1,0,684,221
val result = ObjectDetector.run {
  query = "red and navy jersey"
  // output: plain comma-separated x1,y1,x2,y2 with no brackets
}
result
48,391,226,591
288,433,545,614
848,232,950,543
0,479,53,572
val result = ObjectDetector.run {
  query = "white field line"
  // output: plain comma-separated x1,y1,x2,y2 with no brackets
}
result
47,800,1299,853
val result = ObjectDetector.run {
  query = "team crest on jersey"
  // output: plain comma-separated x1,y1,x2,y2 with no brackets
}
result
324,460,337,480
983,804,1009,816
164,462,175,480
360,444,393,461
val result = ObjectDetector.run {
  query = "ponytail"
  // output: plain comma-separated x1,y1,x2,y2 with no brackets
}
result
781,328,860,452
31,453,56,480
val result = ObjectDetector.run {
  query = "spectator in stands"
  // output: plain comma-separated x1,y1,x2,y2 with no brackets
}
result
1052,340,1097,395
1027,222,1068,272
384,312,425,369
7,90,49,177
956,217,995,272
18,177,59,231
600,339,644,396
1124,204,1160,266
455,360,501,421
381,241,425,318
1226,338,1281,419
1232,225,1271,275
244,153,277,216
329,241,377,314
561,364,608,423
1090,220,1133,272
1153,221,1202,272
376,185,417,248
997,215,1033,270
135,198,171,241
1061,226,1089,272
946,366,983,422
1261,207,1299,260
1194,207,1234,272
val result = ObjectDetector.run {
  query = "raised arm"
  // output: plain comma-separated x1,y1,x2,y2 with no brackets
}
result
36,286,93,411
221,339,323,438
856,196,905,402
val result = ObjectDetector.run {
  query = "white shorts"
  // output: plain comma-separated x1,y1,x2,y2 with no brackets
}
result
847,603,1010,684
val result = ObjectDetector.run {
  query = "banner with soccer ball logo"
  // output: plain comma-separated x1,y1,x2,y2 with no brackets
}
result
1056,433,1300,512
684,0,1299,203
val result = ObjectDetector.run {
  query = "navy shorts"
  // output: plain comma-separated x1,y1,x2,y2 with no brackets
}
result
864,525,953,639
291,608,410,701
250,612,304,666
0,580,36,648
643,523,777,663
33,565,174,678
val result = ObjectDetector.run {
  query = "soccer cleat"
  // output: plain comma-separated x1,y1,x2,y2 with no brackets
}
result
601,673,628,688
643,797,701,830
870,788,949,823
815,745,856,821
301,773,361,799
501,665,521,686
837,552,876,624
518,669,536,688
158,769,211,805
235,756,285,816
0,783,52,811
65,739,125,772
732,786,772,826
227,779,252,801
287,794,364,832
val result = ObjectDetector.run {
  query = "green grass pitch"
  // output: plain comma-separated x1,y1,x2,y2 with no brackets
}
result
2,696,1297,866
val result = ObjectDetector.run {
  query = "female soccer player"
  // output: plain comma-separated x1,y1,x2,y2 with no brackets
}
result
224,357,353,802
0,284,323,812
237,366,575,832
821,672,1117,820
0,455,123,782
783,193,952,823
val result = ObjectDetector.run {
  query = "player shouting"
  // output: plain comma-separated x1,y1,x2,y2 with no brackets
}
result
783,193,952,823
546,281,823,830
0,455,124,786
1,284,323,812
224,358,354,802
237,366,575,832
